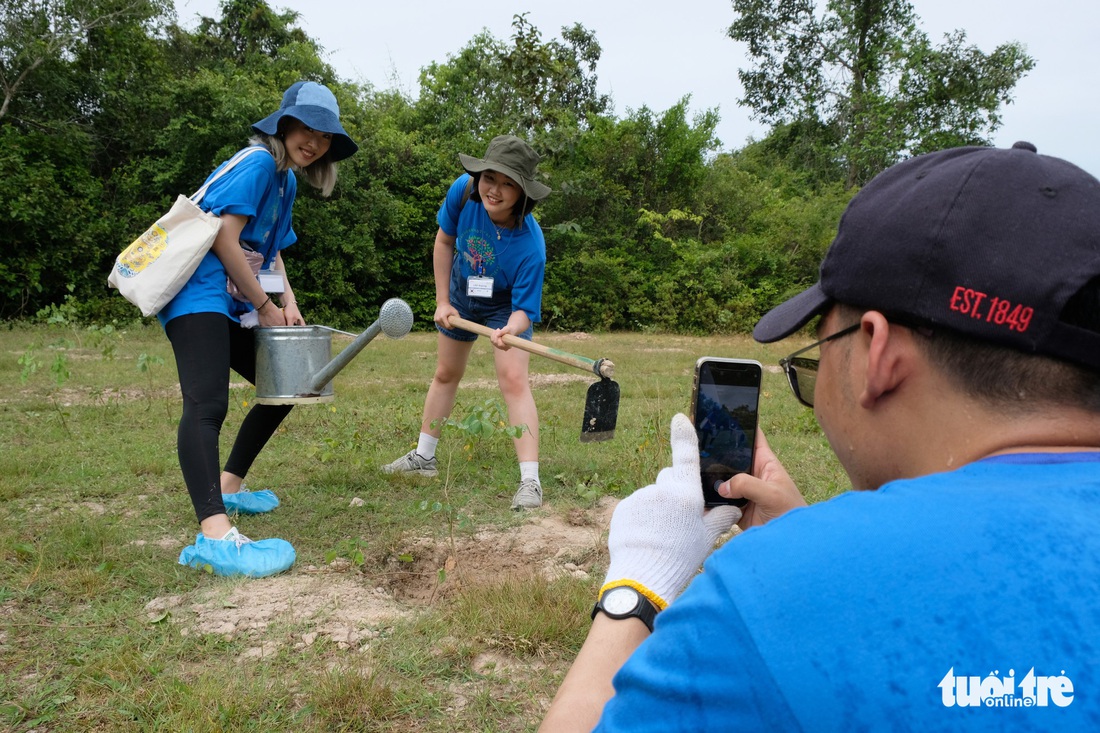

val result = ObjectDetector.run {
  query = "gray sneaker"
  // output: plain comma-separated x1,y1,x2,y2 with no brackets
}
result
381,450,438,477
511,479,543,510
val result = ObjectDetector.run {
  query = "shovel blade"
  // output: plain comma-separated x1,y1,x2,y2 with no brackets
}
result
579,378,620,442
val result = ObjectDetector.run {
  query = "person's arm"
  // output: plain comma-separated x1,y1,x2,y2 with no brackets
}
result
211,213,285,327
432,227,458,328
539,615,649,732
540,414,742,731
273,251,304,326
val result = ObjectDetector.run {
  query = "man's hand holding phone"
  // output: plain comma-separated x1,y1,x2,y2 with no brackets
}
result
718,426,808,529
603,414,743,610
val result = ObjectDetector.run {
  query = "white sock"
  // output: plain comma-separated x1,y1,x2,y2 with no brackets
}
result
520,461,540,484
416,433,439,459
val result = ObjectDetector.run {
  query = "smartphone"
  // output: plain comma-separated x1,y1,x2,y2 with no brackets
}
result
690,357,762,507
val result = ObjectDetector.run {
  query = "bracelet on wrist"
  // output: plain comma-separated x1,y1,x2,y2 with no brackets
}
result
257,295,271,311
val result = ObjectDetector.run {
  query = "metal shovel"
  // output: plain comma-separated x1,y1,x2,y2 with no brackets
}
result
449,316,620,442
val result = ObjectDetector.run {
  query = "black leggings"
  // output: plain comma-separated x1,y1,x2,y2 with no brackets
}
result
166,313,292,523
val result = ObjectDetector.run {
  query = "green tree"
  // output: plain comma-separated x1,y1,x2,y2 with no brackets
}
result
539,98,719,252
0,0,362,319
415,13,610,150
538,101,727,331
0,0,169,318
728,0,1035,187
1,0,881,336
0,0,163,122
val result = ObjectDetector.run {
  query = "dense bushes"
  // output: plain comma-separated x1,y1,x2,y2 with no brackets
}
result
1,0,850,332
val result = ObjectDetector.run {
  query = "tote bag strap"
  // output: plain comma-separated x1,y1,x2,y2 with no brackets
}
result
189,146,272,205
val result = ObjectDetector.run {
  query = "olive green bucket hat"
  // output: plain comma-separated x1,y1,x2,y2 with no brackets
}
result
458,135,552,201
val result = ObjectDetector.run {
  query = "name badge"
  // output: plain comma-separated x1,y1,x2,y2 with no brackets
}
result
467,276,494,298
258,268,285,293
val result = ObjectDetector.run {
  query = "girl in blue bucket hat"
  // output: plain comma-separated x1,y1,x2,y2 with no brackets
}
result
161,81,358,578
382,135,552,511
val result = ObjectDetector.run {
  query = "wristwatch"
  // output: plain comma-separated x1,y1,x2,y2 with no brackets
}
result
591,585,658,632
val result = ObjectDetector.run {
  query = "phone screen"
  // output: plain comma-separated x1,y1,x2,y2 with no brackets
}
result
691,358,762,507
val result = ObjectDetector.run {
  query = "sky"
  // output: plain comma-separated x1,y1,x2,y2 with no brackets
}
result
176,0,1100,177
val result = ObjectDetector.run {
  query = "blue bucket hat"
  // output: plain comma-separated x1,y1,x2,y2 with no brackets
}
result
252,81,358,162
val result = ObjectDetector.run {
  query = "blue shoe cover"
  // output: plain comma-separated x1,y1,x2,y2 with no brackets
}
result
221,488,280,515
178,529,295,578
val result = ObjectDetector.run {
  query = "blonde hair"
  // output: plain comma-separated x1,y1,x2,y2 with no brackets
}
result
249,122,339,198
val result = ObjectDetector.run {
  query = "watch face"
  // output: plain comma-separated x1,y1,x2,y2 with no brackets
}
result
603,587,640,615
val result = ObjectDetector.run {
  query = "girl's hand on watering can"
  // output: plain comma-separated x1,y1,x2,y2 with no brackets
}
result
257,300,287,327
434,303,458,329
283,301,305,326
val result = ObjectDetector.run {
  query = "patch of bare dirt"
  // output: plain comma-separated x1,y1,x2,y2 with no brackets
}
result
145,498,618,653
5,385,178,407
129,536,189,551
383,498,617,605
8,381,257,408
146,574,405,655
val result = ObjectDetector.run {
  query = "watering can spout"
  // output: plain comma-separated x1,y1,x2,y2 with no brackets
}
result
307,298,414,393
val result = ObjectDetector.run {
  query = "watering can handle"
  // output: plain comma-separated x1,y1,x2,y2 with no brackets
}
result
306,298,415,392
449,316,614,378
307,320,384,393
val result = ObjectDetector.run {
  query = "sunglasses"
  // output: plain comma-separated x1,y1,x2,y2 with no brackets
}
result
778,323,861,408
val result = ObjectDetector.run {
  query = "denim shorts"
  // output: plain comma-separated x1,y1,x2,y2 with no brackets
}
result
437,286,533,342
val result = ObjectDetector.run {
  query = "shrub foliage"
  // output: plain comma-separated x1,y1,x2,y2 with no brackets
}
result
4,0,1023,332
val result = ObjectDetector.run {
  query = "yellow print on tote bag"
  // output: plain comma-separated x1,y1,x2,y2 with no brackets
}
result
115,222,170,277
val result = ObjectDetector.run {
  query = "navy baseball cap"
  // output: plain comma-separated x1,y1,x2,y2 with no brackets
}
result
753,142,1100,372
252,81,358,162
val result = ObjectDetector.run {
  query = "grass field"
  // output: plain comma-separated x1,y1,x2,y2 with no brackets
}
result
0,318,848,731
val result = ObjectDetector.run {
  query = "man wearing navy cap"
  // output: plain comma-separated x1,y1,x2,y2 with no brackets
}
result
541,143,1100,731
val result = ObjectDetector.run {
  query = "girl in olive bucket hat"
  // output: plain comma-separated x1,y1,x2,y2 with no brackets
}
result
382,135,552,510
161,81,358,578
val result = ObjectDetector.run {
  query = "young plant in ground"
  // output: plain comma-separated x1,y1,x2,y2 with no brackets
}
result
425,398,525,588
434,397,525,456
85,323,121,361
560,471,605,503
17,344,72,435
135,351,165,413
324,537,369,567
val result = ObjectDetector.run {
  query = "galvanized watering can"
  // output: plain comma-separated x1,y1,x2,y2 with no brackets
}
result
253,297,414,405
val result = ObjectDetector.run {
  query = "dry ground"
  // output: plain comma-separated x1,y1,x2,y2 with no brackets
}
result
140,498,618,657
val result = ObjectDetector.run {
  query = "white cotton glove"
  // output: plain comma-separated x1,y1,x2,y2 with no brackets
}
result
239,309,260,329
602,413,743,609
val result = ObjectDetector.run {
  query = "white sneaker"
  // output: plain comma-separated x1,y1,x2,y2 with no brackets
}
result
511,479,542,510
381,450,438,477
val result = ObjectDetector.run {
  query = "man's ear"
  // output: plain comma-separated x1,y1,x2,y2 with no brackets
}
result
858,312,915,409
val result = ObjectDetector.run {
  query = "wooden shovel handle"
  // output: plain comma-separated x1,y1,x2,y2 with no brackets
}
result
449,316,615,378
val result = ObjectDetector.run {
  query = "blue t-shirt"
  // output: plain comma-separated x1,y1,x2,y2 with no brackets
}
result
157,147,297,326
437,174,546,323
596,453,1100,732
